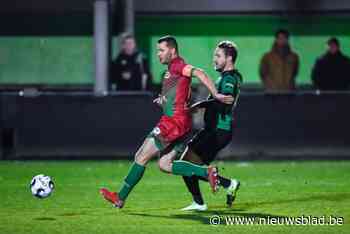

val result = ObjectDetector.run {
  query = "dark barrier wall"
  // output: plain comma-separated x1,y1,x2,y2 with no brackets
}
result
227,93,350,159
0,92,161,158
1,92,350,160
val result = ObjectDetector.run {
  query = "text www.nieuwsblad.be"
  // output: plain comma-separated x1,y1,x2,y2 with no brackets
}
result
209,215,344,226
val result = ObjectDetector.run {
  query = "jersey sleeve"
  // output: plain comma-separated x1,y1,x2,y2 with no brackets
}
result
182,65,195,78
222,75,238,95
172,61,193,78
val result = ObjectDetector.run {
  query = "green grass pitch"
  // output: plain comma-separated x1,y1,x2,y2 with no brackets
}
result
0,160,349,234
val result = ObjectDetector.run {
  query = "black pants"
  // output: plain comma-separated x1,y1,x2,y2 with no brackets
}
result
188,128,232,165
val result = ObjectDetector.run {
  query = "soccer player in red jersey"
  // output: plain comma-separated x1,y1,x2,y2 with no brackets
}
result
100,35,233,208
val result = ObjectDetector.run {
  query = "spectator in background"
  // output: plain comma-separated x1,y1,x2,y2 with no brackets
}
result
259,29,299,92
110,33,153,91
312,37,350,90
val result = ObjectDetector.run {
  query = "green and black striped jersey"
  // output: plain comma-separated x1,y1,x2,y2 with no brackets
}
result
203,69,242,131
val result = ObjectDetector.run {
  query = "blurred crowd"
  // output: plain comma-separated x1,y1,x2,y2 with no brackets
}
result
109,30,350,92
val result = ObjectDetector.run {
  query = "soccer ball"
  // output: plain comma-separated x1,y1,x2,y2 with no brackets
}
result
30,174,54,198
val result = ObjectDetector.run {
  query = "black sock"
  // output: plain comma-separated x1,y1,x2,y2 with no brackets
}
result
218,175,231,188
182,176,204,205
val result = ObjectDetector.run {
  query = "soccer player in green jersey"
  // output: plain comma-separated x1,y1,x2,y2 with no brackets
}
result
158,40,242,211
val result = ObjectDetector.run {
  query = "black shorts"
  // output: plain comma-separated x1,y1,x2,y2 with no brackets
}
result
188,128,232,165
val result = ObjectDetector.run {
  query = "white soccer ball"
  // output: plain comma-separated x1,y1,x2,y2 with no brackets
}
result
30,174,54,198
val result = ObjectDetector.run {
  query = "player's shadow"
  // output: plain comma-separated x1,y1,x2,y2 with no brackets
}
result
57,212,87,217
238,192,350,210
33,217,56,221
33,211,90,221
126,210,289,225
125,192,350,224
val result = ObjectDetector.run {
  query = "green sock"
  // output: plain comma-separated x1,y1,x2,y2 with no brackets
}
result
172,160,208,178
119,162,145,201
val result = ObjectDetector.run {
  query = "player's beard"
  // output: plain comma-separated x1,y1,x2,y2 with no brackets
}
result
215,60,226,72
161,52,173,64
165,52,173,64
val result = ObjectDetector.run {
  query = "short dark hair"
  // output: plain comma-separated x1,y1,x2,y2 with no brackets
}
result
121,32,134,43
217,40,238,64
275,29,290,39
328,37,340,47
158,35,178,53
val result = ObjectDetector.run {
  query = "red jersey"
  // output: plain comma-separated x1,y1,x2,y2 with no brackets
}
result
161,57,192,117
152,57,192,145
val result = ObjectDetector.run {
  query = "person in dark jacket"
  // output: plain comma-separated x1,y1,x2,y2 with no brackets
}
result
110,33,153,91
312,37,350,90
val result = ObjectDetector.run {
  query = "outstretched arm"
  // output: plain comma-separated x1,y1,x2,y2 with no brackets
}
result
182,65,234,105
